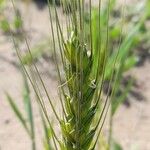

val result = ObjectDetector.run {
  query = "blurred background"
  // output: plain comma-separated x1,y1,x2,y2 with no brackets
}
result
0,0,150,150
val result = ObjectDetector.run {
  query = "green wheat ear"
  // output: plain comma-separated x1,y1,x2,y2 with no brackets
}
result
61,31,97,149
57,3,110,147
9,0,123,149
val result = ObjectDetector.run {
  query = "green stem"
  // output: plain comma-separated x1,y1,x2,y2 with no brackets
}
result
32,138,36,150
108,105,113,150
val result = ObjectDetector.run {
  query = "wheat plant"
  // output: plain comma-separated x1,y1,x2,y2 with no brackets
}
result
7,0,129,149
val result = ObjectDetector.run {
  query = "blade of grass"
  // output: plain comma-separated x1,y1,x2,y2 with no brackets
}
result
22,73,36,150
6,93,31,136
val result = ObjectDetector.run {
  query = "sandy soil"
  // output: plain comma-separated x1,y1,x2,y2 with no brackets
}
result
113,60,150,150
0,1,150,150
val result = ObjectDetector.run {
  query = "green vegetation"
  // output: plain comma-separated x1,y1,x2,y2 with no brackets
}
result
6,0,150,150
0,0,23,34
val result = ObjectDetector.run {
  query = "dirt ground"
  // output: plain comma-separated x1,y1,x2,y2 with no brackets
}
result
0,1,150,150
